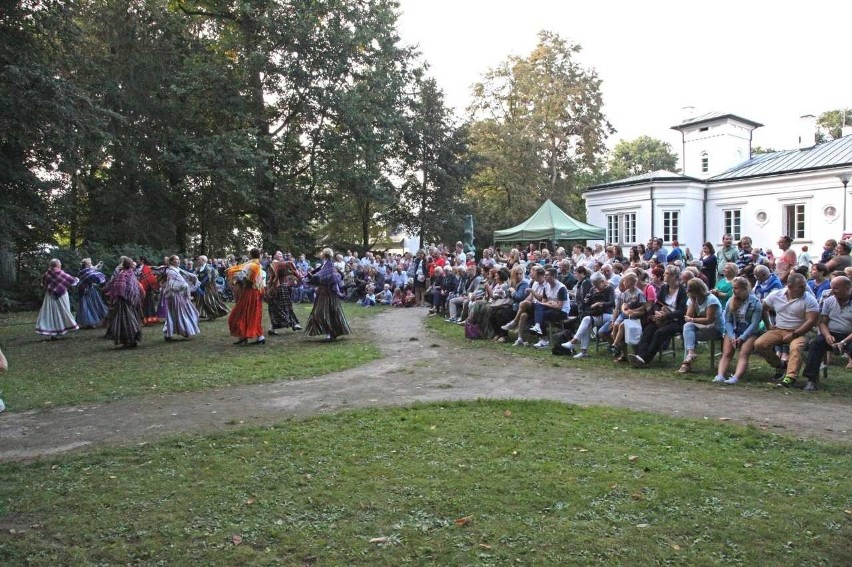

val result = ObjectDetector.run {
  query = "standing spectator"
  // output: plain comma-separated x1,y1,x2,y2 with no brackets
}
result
716,234,739,278
699,242,718,289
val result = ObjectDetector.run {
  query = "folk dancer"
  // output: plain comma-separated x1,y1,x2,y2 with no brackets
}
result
137,257,161,325
162,256,201,341
35,259,79,339
305,247,351,342
267,254,302,335
76,258,109,329
193,254,230,321
226,248,266,345
103,256,145,348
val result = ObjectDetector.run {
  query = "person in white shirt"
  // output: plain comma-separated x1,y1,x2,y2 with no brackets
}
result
754,273,820,388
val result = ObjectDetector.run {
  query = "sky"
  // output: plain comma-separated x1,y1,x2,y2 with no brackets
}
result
396,0,852,157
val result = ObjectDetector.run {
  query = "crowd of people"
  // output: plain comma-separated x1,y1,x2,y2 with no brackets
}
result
32,248,352,348
24,233,852,395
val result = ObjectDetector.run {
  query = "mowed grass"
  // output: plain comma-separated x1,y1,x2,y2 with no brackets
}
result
425,316,852,398
0,400,849,566
0,304,382,412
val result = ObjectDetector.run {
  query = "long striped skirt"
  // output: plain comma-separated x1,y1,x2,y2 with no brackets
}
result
107,298,143,346
305,286,351,338
194,284,230,321
35,293,79,337
163,293,200,339
78,287,109,328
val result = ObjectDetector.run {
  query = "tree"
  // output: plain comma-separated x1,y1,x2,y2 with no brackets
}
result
606,136,679,179
394,77,472,250
465,31,612,240
817,108,852,141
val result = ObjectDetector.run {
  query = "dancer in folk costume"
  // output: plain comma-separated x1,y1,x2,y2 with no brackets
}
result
137,257,161,325
226,248,266,345
305,248,351,342
267,253,302,335
193,255,230,321
76,258,109,328
162,256,201,341
103,256,145,347
35,259,79,339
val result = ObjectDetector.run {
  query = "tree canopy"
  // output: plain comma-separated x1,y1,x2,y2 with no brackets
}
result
606,136,679,180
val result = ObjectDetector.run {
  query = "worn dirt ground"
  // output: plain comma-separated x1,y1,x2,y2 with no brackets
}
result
1,308,849,462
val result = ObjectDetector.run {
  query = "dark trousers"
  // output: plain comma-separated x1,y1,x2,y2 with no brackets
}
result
803,331,850,382
533,303,567,331
636,321,682,361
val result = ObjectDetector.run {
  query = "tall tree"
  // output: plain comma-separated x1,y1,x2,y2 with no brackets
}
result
606,136,679,179
394,77,472,250
465,30,612,240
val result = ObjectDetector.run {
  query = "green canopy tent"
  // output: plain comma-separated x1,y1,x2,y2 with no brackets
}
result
492,199,606,243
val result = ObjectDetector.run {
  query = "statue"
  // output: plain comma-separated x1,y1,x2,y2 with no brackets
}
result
462,215,476,256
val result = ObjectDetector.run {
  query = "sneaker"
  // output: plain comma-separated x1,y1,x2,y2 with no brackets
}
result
572,351,589,359
770,363,787,382
513,337,528,347
803,380,818,392
529,323,543,335
628,354,646,367
712,375,726,383
776,375,797,388
445,317,456,323
293,324,302,331
560,341,575,352
533,339,550,349
501,320,518,331
723,376,739,385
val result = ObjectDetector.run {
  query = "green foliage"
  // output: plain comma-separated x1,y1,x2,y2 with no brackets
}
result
817,108,852,141
465,31,613,242
0,401,849,565
606,135,679,180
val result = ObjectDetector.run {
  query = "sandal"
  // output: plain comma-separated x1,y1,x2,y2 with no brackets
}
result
613,354,627,363
677,362,691,374
684,353,699,364
495,337,507,343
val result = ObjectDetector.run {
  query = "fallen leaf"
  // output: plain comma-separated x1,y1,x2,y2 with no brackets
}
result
479,543,492,550
671,544,681,551
631,492,644,501
718,417,731,421
845,509,852,515
636,523,649,528
628,455,639,462
610,483,618,489
232,535,243,546
369,537,388,544
578,448,588,453
246,498,256,505
455,515,473,526
744,462,754,468
503,410,512,417
108,475,117,479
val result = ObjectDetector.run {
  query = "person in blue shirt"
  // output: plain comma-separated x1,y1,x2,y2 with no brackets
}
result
753,264,783,300
666,240,684,264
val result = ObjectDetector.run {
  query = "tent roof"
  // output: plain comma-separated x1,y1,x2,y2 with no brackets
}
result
493,199,606,243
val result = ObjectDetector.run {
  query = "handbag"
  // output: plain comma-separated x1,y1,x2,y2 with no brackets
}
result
624,318,643,345
464,320,480,340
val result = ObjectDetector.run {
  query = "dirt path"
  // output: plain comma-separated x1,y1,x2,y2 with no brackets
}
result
1,308,850,461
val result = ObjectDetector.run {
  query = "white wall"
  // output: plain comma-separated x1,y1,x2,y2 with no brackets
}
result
681,118,755,179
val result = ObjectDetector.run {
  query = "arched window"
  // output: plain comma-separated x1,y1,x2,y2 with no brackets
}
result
700,151,709,173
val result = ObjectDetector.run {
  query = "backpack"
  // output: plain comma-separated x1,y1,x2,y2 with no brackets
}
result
464,320,480,340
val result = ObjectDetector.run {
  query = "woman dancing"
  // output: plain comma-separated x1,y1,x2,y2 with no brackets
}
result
305,248,351,342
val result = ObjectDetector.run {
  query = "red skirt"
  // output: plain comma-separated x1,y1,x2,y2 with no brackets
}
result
228,288,264,338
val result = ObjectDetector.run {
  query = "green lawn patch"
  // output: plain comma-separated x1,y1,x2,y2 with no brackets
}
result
0,400,849,565
425,316,852,398
0,304,382,412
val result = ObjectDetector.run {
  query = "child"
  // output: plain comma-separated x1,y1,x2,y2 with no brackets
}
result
360,284,376,307
797,245,812,268
403,283,416,307
378,283,393,305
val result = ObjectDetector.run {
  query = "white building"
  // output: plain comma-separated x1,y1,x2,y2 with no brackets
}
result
583,111,852,256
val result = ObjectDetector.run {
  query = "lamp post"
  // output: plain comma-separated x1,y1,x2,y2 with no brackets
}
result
840,172,852,233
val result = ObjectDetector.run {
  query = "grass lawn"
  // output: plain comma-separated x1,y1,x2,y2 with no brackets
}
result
425,316,852,398
0,304,382,412
0,400,849,565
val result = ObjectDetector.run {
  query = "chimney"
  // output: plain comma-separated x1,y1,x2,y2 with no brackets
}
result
798,114,817,149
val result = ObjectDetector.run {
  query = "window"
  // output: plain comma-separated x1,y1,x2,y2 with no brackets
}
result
699,126,709,132
663,211,679,243
723,209,741,240
605,213,637,245
701,151,709,173
606,214,620,245
783,204,805,239
623,212,636,245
